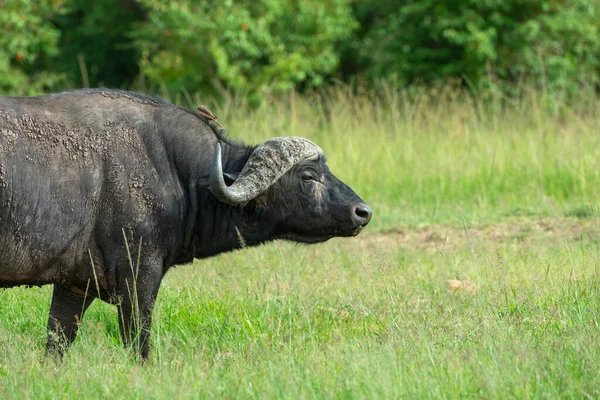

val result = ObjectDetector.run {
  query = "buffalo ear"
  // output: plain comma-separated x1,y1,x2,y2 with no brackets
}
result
252,190,269,206
223,172,239,187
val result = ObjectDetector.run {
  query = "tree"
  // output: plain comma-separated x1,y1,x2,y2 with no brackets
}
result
132,0,357,98
0,0,67,95
345,0,600,94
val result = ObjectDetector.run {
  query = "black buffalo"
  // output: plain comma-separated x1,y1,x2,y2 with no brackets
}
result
0,89,372,359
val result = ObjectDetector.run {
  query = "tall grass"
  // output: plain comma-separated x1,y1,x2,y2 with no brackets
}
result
178,84,600,229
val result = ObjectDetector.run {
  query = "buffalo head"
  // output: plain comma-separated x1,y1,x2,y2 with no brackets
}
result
210,136,372,243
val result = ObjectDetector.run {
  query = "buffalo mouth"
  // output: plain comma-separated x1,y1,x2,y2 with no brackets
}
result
281,231,335,244
352,226,364,236
281,225,365,244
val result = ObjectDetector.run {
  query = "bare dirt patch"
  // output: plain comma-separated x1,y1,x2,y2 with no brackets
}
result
357,217,600,251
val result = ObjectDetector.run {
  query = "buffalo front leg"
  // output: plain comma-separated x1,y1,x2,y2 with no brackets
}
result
45,285,95,357
116,273,161,360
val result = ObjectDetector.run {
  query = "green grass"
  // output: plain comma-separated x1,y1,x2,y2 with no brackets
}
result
2,87,600,398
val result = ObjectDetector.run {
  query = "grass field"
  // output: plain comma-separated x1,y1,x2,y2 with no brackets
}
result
2,87,600,398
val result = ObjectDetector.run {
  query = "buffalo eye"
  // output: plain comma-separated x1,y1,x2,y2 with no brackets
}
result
302,172,317,182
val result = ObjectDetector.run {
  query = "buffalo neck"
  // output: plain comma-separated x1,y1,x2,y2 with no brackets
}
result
192,140,274,257
155,111,269,261
191,189,276,258
171,136,272,260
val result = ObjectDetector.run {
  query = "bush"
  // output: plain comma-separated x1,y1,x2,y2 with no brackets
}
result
52,0,143,88
346,0,600,95
132,0,357,99
1,0,598,98
0,0,67,95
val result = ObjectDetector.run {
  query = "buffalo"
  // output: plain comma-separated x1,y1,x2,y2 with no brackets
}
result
0,89,372,359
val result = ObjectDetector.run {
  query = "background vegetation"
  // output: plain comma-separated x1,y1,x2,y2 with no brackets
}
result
2,1,600,398
2,0,599,98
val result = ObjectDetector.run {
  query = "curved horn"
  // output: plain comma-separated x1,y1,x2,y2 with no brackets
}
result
210,136,324,205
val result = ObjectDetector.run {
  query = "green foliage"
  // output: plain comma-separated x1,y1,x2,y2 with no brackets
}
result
52,0,142,88
348,0,600,93
132,0,357,98
0,0,67,95
0,0,599,99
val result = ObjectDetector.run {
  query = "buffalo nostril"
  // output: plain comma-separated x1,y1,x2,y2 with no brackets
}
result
354,204,372,226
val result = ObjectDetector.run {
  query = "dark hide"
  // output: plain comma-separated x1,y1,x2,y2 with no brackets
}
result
0,89,371,359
